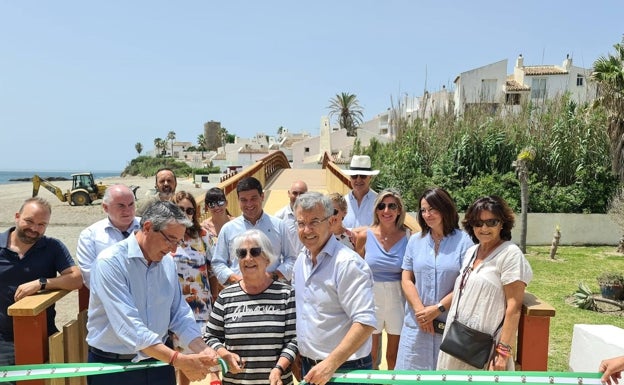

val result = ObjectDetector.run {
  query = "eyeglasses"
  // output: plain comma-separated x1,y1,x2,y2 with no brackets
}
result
297,216,331,229
419,207,438,215
376,202,398,211
471,219,501,228
206,200,226,209
235,247,262,258
178,206,195,216
158,230,184,247
350,174,369,180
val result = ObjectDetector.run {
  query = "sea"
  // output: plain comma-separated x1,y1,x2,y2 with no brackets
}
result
0,170,122,185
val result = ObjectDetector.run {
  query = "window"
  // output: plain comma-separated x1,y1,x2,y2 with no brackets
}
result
304,147,310,153
505,93,521,105
577,74,584,86
481,79,497,102
531,78,547,99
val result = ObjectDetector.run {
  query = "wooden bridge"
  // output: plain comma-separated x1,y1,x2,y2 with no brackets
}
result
8,151,555,385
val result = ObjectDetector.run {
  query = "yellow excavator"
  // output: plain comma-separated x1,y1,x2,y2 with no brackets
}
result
32,173,107,206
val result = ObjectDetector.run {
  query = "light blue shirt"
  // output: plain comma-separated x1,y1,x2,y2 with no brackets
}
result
212,212,297,284
274,204,303,255
343,189,377,229
76,216,141,288
293,236,376,360
86,233,200,360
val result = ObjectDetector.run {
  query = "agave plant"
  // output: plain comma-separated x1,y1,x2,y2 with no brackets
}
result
573,282,598,310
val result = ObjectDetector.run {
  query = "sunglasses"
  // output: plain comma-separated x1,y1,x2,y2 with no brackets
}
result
235,247,262,258
350,174,369,180
471,218,501,228
376,202,398,211
206,200,226,209
178,206,195,216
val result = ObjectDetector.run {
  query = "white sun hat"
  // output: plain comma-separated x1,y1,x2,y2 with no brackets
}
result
343,155,380,176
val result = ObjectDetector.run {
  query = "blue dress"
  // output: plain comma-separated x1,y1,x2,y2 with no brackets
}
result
395,229,473,370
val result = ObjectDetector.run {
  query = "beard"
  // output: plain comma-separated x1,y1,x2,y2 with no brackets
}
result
15,226,43,244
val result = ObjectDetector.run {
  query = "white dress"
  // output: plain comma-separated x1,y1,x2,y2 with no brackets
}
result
436,241,533,370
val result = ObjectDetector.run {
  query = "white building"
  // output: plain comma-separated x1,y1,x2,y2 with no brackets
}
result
454,54,596,116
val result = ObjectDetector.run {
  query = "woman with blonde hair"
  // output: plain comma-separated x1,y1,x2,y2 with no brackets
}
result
328,192,356,250
355,188,409,370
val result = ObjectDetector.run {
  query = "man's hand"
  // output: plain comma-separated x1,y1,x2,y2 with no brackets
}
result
14,280,42,301
600,356,624,385
174,353,218,382
303,359,339,385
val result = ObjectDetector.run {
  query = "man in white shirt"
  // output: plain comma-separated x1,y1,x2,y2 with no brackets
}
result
274,180,307,253
293,192,376,385
342,155,379,229
77,184,140,288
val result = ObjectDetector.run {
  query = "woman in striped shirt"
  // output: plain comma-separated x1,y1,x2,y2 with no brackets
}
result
204,229,297,385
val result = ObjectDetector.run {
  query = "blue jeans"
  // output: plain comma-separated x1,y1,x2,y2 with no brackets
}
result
87,350,175,385
0,337,15,385
301,354,372,385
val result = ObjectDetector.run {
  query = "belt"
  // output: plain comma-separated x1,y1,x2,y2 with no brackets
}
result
89,346,137,360
301,355,370,367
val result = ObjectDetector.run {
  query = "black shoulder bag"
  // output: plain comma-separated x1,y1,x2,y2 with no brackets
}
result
439,250,504,368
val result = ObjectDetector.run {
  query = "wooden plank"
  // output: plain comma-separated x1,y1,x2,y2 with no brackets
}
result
63,320,84,385
48,331,67,385
523,292,556,317
8,290,69,317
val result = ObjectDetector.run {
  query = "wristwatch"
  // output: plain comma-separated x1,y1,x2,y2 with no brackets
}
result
437,303,446,313
39,277,48,291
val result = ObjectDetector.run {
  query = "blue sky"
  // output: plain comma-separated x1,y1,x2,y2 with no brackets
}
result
1,1,622,172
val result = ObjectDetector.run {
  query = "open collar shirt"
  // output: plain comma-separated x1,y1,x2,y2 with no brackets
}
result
343,189,378,229
76,216,141,288
86,233,199,361
212,212,296,284
293,236,376,361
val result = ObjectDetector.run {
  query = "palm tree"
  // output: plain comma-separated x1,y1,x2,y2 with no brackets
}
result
328,92,364,137
135,142,143,155
513,147,535,253
153,137,165,157
592,38,624,181
197,134,206,151
166,131,176,157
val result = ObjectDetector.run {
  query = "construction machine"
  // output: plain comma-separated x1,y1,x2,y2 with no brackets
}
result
32,173,107,206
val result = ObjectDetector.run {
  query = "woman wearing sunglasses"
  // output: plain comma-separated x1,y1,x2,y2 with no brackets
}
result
396,187,473,370
171,191,218,385
205,229,297,385
354,188,410,370
437,195,533,371
201,187,233,299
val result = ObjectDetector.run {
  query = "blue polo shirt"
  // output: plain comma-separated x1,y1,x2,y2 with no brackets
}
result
0,227,75,340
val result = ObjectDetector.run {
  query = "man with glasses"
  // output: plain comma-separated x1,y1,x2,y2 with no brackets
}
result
292,192,376,385
77,184,140,288
274,180,308,253
212,177,297,285
86,200,218,385
342,155,379,229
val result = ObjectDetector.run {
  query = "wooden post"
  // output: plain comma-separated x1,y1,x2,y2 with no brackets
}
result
517,292,556,370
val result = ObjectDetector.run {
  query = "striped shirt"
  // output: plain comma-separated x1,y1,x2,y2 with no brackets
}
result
204,281,297,385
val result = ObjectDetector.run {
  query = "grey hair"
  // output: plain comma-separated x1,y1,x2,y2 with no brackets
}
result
293,191,334,217
102,184,134,205
140,200,192,230
231,229,277,266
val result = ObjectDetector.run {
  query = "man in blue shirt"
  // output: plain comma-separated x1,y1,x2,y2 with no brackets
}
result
0,197,82,376
342,155,379,229
212,177,297,285
86,201,218,385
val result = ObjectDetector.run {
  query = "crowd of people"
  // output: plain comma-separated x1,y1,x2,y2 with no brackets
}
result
0,159,622,385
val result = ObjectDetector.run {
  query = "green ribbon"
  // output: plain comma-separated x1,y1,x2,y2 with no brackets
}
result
0,358,228,383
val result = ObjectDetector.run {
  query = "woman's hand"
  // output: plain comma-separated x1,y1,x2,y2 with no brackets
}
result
269,367,284,385
221,351,244,374
415,305,438,335
489,352,508,371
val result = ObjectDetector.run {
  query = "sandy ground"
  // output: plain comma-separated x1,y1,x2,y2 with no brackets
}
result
0,175,207,331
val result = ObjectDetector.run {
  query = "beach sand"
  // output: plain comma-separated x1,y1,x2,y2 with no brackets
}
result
0,176,209,376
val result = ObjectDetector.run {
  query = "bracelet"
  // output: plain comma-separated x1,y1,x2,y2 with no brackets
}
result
274,363,285,373
496,347,511,357
497,342,512,351
169,351,179,366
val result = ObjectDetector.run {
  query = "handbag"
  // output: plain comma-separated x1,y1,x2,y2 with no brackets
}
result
439,250,503,368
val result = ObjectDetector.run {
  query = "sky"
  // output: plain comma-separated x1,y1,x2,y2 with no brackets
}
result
0,1,622,172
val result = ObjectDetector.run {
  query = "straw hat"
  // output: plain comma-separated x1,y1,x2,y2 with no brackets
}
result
343,155,380,176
